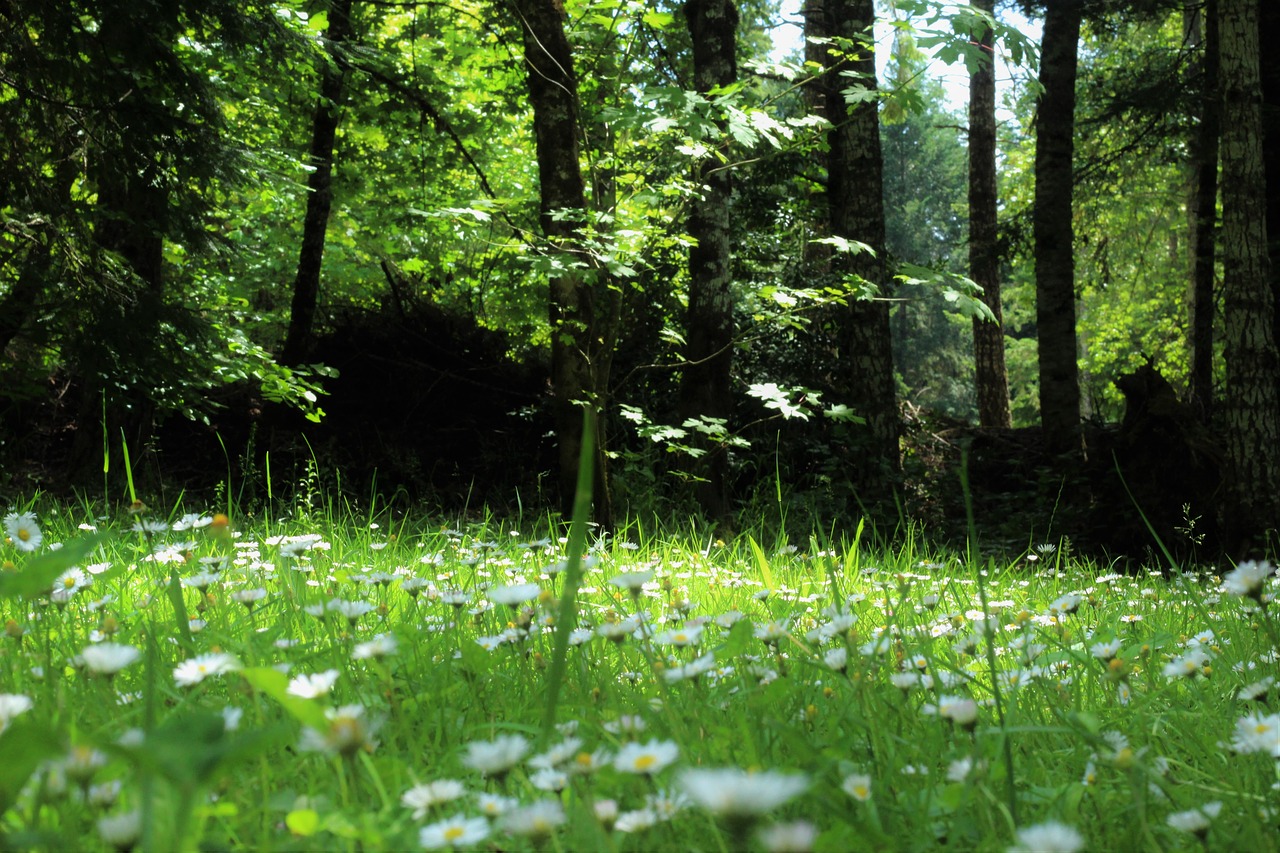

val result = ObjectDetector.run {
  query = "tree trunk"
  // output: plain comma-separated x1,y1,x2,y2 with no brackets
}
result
825,0,899,484
1033,0,1083,454
510,0,614,527
968,0,1011,428
281,0,356,366
1187,0,1220,421
1218,0,1280,552
1259,0,1280,350
678,0,738,525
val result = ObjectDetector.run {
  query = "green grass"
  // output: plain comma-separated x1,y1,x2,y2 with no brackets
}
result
0,496,1277,852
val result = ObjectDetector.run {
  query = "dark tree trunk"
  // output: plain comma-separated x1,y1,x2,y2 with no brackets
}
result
968,0,1011,428
511,0,614,527
281,0,356,366
1218,0,1280,552
1187,0,1220,421
1260,0,1280,351
1033,0,1083,454
678,0,738,524
825,0,899,483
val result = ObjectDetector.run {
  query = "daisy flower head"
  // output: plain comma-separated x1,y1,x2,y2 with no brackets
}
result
497,799,566,838
488,582,541,608
0,693,33,733
173,652,240,687
757,820,818,853
402,779,467,819
287,669,340,699
475,792,517,818
1229,712,1280,756
663,652,717,684
1162,648,1211,680
460,733,529,777
418,814,489,849
299,704,380,757
353,633,398,660
97,810,142,851
327,598,375,624
1089,638,1123,661
927,694,979,730
1222,560,1275,601
653,624,704,647
4,511,41,552
1007,820,1084,853
529,767,569,792
609,571,654,601
841,772,872,802
677,767,809,818
78,642,141,676
612,738,680,775
1167,801,1222,839
1238,675,1275,703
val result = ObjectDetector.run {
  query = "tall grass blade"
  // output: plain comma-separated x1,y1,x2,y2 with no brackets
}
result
542,407,595,738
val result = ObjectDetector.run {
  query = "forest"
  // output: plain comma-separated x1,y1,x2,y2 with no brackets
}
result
4,4,1280,851
3,0,1279,561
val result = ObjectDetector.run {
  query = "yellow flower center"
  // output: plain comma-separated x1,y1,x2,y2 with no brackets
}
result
634,755,657,771
17,529,30,542
444,827,464,841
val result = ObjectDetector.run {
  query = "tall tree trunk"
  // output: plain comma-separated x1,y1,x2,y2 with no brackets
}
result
825,0,899,484
678,0,738,524
968,0,1011,428
510,0,614,527
1218,0,1280,552
1259,0,1280,351
281,0,356,366
1187,0,1220,420
1033,0,1083,454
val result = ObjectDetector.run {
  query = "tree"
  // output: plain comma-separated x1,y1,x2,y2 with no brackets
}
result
1218,0,1280,550
509,0,614,525
1186,0,1219,419
1260,1,1280,350
677,0,738,523
968,0,1012,428
1033,0,1083,453
824,0,899,484
281,0,357,365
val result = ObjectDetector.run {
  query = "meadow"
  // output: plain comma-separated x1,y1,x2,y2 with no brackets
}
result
0,497,1277,852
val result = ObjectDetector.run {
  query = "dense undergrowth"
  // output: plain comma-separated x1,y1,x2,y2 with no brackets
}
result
0,493,1277,852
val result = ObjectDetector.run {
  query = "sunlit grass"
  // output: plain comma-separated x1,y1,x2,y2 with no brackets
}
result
1,499,1277,851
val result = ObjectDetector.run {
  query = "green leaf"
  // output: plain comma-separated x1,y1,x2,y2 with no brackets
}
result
240,667,331,731
287,809,321,837
0,532,112,598
0,719,63,814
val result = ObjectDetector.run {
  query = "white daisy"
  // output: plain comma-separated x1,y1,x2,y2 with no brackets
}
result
4,511,42,552
418,814,489,849
677,767,809,817
401,779,467,818
1007,820,1084,853
612,739,680,775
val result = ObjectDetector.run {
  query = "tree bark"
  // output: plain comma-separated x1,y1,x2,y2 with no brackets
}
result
1033,0,1083,454
1259,0,1280,351
510,0,614,527
825,0,899,483
1187,0,1220,421
678,0,738,524
968,0,1011,428
281,0,356,366
1218,0,1280,551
